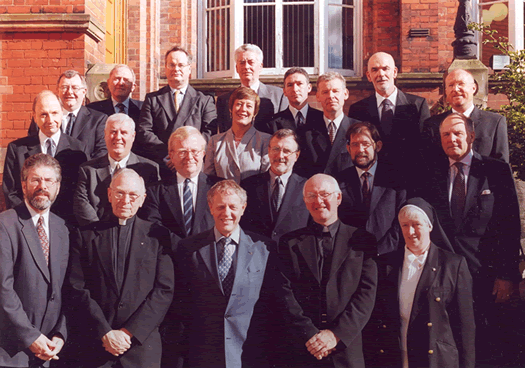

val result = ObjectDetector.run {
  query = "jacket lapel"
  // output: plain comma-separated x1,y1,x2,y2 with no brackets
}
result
230,229,256,295
93,227,120,294
72,107,89,138
95,156,111,187
174,86,196,126
328,224,353,280
120,218,148,297
274,172,296,226
367,95,381,126
194,173,211,233
463,153,483,224
326,117,351,171
164,179,185,233
19,209,51,283
196,230,221,290
158,86,176,124
55,133,71,154
297,232,321,283
49,214,66,287
409,244,440,325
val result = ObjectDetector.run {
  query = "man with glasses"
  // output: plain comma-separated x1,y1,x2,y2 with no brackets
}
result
275,173,377,367
137,46,217,172
3,90,88,225
0,153,69,367
240,129,309,243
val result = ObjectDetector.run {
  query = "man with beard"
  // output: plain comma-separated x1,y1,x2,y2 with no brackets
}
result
0,153,69,367
336,122,406,255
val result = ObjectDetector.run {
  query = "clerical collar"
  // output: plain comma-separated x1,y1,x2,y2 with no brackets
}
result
313,219,340,237
404,245,429,266
213,226,241,245
117,216,135,226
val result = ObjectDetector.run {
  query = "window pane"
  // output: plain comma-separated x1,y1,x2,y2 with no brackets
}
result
244,5,276,67
328,0,353,4
327,5,354,69
244,0,273,3
207,4,230,72
283,4,314,67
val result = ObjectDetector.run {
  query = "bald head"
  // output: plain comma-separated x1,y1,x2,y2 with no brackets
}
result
32,90,63,137
366,52,398,97
303,174,342,226
108,169,146,220
445,69,477,113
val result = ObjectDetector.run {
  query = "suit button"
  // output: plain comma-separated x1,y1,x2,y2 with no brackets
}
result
435,297,441,302
428,350,434,354
427,322,432,327
119,303,124,309
382,325,387,329
379,349,385,354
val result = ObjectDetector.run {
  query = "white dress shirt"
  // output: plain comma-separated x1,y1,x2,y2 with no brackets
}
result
26,201,51,240
108,153,131,176
323,113,344,133
38,130,61,155
61,106,81,133
447,150,473,202
176,172,198,210
375,87,398,119
452,104,475,118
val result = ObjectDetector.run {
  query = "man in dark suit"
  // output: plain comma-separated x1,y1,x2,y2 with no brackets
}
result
87,64,143,125
74,113,160,226
215,43,288,133
137,46,217,166
336,122,406,255
295,72,359,178
276,173,377,367
4,90,88,225
423,68,509,163
241,129,309,242
0,153,69,367
67,169,174,368
175,180,272,367
421,113,521,362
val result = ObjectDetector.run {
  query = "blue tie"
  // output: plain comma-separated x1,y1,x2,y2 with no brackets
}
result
218,237,234,296
183,178,193,236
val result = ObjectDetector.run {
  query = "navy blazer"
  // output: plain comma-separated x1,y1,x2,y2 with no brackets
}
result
240,171,310,242
0,205,69,367
336,163,406,255
264,105,324,134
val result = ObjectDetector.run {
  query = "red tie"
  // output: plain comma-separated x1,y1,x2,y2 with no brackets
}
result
37,216,49,265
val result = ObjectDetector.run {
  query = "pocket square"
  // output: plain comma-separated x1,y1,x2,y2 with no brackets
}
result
481,189,491,195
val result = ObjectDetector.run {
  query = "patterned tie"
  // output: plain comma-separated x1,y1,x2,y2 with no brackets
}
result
37,216,49,265
271,177,282,217
380,99,394,136
116,103,126,114
218,237,235,296
183,178,193,236
45,138,55,157
174,90,181,113
451,162,466,222
328,121,336,145
362,172,372,211
65,113,75,136
296,111,305,127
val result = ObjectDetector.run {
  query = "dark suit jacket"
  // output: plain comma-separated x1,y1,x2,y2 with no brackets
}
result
2,134,88,225
365,245,475,368
265,105,324,134
422,107,509,163
276,222,377,368
175,228,272,368
419,152,521,283
215,82,289,134
336,163,407,255
240,171,310,242
140,172,219,243
137,85,217,162
74,152,160,226
87,98,143,123
28,106,108,159
295,115,358,178
67,217,174,368
0,205,69,367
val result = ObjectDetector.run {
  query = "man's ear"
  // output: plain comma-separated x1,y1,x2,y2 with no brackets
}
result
376,140,383,152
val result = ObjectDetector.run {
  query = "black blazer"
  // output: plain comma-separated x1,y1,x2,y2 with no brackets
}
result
366,245,475,368
240,171,310,242
137,85,217,162
0,205,69,367
67,218,174,368
73,152,160,226
276,222,377,368
264,105,324,134
2,134,88,225
87,98,143,123
336,163,407,255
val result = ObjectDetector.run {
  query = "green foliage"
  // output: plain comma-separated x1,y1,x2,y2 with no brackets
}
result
469,22,525,178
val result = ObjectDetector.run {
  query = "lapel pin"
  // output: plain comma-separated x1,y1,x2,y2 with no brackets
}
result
432,267,436,272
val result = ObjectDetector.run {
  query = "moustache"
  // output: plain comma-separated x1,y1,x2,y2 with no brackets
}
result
34,189,50,197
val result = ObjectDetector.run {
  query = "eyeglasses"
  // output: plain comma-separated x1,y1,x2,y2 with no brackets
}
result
111,190,142,202
167,63,190,70
59,85,85,93
28,177,58,187
348,141,373,149
304,192,336,203
269,147,298,157
172,149,204,158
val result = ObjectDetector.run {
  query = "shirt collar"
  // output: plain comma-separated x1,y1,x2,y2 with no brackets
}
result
355,160,378,179
170,85,188,95
452,103,475,117
25,200,50,227
63,105,81,117
448,150,473,168
242,80,260,93
112,97,130,110
323,113,344,130
404,245,429,267
214,226,241,245
176,172,199,185
375,87,398,109
269,168,293,189
288,104,309,120
108,152,131,171
38,129,61,148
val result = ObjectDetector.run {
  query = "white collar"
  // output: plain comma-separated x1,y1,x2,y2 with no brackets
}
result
452,103,475,117
288,104,309,120
375,87,398,109
448,150,473,169
269,168,293,189
176,172,199,185
108,153,131,170
214,226,241,245
242,80,260,93
38,129,61,148
25,200,50,227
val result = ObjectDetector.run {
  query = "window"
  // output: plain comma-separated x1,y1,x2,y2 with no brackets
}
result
200,0,362,78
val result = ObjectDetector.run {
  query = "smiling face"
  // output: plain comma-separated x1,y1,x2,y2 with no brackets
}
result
57,74,87,112
316,78,349,119
165,50,191,89
440,115,475,161
108,172,146,220
230,98,256,128
445,69,477,113
348,131,382,170
107,66,135,103
268,135,300,176
236,50,263,87
104,118,136,161
22,165,61,214
366,52,398,98
169,133,206,178
399,210,432,256
283,72,312,110
303,174,341,226
209,191,247,237
33,93,63,137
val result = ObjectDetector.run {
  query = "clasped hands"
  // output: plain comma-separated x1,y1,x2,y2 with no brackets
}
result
29,334,64,361
102,328,133,356
305,329,340,360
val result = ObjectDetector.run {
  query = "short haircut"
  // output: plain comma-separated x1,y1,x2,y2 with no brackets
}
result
57,70,87,88
165,46,193,64
447,69,478,95
303,173,341,197
105,113,136,131
32,90,59,112
109,64,136,83
234,44,264,64
207,179,247,205
398,205,433,231
228,86,261,117
168,126,206,151
111,168,146,194
284,67,310,84
345,121,382,143
21,153,62,183
317,71,346,89
270,129,300,151
440,112,475,135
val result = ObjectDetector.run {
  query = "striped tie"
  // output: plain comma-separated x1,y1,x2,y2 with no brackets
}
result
183,178,193,236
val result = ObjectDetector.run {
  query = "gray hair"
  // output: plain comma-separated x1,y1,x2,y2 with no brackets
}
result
109,64,136,84
398,205,433,231
111,168,145,194
207,180,247,206
317,71,346,89
57,70,87,89
234,44,264,64
105,113,136,131
21,153,62,183
168,126,206,151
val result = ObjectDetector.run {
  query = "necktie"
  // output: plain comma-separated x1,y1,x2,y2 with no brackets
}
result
380,99,394,136
271,177,282,217
218,237,235,296
296,111,305,127
451,162,466,222
113,162,121,176
362,172,372,211
116,103,126,114
328,121,336,145
45,138,55,157
183,178,193,236
174,90,181,113
65,113,75,136
37,216,49,266
319,230,333,281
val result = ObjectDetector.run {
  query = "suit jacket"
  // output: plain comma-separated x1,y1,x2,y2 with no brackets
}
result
87,98,143,124
422,107,509,163
276,222,378,368
215,82,289,134
140,172,219,243
240,171,310,242
419,151,521,283
336,163,406,255
295,115,358,178
264,105,324,134
28,106,108,159
203,126,271,183
137,85,217,162
3,134,88,225
176,228,272,368
365,245,475,368
67,217,174,368
0,205,69,367
74,152,160,226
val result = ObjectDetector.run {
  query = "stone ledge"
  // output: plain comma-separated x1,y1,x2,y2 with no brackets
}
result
0,14,105,42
